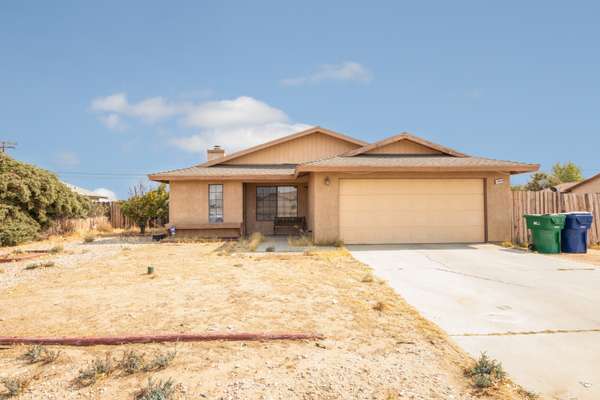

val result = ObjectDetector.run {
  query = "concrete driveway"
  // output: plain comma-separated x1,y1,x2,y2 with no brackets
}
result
349,244,600,400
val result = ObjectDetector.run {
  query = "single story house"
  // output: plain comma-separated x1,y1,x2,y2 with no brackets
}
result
551,172,600,194
149,127,538,244
63,182,108,202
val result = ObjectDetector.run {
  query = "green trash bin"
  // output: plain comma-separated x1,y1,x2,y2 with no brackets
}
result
524,214,566,254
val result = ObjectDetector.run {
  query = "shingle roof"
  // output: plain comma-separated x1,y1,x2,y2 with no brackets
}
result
296,155,539,173
149,164,297,181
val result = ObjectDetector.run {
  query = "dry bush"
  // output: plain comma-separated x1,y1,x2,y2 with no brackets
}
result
75,353,115,386
373,301,386,312
96,221,113,233
287,235,313,247
135,378,176,400
1,374,32,397
119,350,146,375
25,261,55,270
144,350,177,371
21,345,60,364
49,245,64,254
238,232,264,252
361,273,374,283
83,233,95,243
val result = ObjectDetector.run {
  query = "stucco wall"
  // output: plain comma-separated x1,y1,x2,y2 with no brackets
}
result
310,171,512,244
169,181,243,226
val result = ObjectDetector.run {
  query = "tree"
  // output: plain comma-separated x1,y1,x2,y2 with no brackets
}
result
0,152,91,246
120,183,169,234
551,162,583,183
523,172,561,191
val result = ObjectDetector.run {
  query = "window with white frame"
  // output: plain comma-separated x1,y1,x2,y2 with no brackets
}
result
208,184,223,223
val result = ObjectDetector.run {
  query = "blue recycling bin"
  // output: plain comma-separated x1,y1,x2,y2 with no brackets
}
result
561,212,593,253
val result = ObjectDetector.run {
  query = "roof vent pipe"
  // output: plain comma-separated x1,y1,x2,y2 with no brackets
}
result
207,145,225,161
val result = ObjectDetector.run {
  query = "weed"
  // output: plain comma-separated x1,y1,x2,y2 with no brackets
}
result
75,353,115,386
373,301,386,312
49,245,64,254
361,273,374,283
590,243,600,250
144,350,176,371
1,375,31,397
21,345,60,364
517,242,529,249
25,261,55,270
466,352,506,389
287,235,313,247
334,239,344,248
265,246,275,252
83,234,96,243
500,241,513,248
135,378,176,400
517,388,539,399
246,232,264,252
119,350,146,375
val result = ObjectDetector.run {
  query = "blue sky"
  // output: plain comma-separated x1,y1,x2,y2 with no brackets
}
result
1,1,598,199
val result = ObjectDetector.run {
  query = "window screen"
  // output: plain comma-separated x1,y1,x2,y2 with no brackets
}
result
256,186,277,221
256,186,298,221
208,184,223,223
277,186,298,217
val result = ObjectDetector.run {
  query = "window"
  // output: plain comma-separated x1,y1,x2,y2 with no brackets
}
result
208,184,223,223
256,186,297,221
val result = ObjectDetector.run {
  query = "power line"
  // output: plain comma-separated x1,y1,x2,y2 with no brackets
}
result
54,171,148,177
0,141,17,153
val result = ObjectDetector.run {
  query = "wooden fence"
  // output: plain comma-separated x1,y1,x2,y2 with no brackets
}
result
108,202,134,229
512,191,600,245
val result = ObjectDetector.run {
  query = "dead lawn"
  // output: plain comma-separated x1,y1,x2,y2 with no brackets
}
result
0,238,528,399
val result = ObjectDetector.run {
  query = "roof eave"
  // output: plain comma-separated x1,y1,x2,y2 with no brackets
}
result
148,174,300,182
296,164,540,175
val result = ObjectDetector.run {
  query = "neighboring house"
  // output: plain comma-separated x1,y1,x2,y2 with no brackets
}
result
149,127,538,244
551,173,600,194
63,182,108,202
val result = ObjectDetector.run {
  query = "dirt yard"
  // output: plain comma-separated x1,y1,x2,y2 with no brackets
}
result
553,248,600,267
0,237,528,399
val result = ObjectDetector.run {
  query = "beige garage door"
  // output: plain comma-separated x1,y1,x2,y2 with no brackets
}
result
339,179,485,244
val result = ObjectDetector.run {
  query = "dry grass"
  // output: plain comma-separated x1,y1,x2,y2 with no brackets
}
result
0,240,528,399
24,261,55,270
83,233,96,243
237,232,264,252
287,235,313,247
96,221,114,233
500,241,513,248
1,374,32,397
21,345,60,364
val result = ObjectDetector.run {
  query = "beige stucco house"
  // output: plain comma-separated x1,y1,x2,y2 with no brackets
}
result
149,127,538,244
552,173,600,194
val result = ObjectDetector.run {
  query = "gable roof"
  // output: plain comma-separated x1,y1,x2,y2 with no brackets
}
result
344,132,468,158
202,126,368,167
296,155,539,174
559,172,600,192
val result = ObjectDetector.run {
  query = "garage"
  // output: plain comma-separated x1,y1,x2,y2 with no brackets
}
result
339,179,485,244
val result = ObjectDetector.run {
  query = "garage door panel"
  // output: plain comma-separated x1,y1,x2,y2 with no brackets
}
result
339,179,485,244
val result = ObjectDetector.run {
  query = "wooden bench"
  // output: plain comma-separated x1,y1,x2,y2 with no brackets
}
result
273,217,306,236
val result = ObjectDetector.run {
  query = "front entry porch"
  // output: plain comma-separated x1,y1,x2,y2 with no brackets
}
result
243,180,310,237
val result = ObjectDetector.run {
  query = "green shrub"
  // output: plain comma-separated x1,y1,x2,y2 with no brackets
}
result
466,352,505,388
0,204,40,246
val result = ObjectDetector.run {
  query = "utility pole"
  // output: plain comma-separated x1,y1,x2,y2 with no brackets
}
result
0,141,17,153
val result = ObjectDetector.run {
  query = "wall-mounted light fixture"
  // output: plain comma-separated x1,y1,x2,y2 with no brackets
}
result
324,176,331,186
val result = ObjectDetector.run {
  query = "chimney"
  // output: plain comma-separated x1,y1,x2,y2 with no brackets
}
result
207,145,225,161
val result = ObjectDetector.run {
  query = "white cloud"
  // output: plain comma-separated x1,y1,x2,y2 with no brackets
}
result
91,93,311,155
281,61,372,86
183,96,289,129
53,151,80,167
93,188,118,201
171,122,312,153
91,93,187,129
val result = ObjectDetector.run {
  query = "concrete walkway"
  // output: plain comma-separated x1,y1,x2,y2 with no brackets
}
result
349,244,600,400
